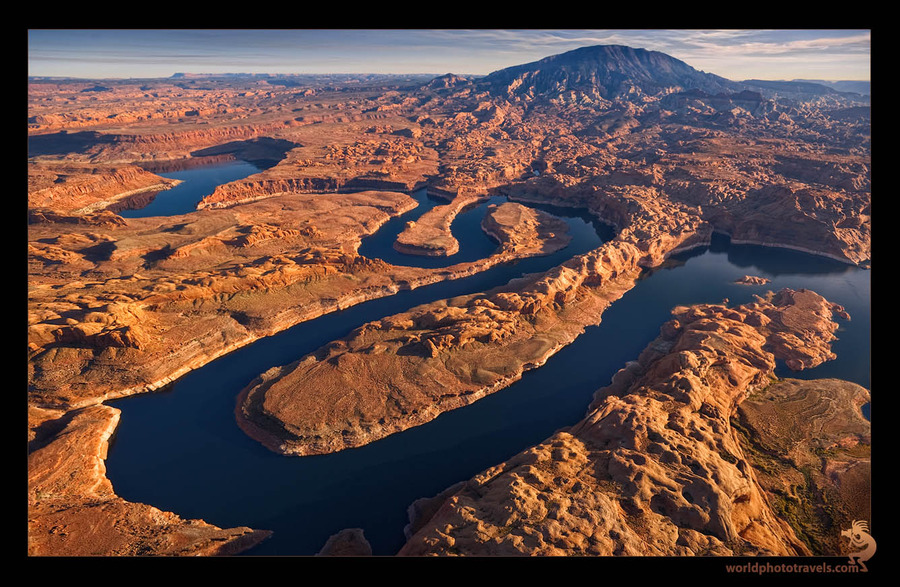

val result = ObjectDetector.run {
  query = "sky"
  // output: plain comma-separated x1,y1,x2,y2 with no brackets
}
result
27,29,871,82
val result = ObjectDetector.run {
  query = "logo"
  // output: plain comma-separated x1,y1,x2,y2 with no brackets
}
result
841,520,876,572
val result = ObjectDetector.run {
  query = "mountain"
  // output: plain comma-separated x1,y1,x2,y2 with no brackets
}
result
478,44,744,102
793,79,870,96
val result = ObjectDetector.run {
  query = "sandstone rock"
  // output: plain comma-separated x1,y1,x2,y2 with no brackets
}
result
481,202,571,255
398,289,856,556
735,275,770,285
734,377,870,555
28,162,179,214
236,261,640,456
316,528,373,556
393,193,474,256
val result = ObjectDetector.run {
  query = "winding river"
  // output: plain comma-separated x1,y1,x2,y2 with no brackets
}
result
104,163,871,555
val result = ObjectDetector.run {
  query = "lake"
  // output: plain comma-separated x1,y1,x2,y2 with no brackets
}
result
103,165,870,556
117,159,263,218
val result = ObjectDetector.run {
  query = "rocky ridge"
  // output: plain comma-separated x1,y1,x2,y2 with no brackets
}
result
393,193,484,256
398,289,859,556
28,163,181,214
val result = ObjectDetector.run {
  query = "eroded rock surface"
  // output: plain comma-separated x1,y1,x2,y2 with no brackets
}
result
236,265,639,456
734,378,870,554
398,289,859,556
482,202,571,256
393,193,484,256
28,162,181,214
735,275,770,285
27,191,418,407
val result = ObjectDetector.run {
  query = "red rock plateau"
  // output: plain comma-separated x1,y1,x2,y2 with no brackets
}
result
398,289,867,556
28,46,870,556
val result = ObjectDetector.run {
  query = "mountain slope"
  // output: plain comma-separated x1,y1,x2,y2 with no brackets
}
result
478,44,744,101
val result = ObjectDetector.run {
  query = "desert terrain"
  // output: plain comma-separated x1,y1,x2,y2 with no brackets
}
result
27,46,870,558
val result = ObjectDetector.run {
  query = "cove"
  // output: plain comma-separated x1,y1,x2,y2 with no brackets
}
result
357,191,504,268
116,159,263,218
357,190,614,269
104,203,870,556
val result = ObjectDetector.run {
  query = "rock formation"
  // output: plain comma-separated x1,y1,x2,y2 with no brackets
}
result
28,162,180,214
393,193,483,257
398,289,861,556
735,275,770,285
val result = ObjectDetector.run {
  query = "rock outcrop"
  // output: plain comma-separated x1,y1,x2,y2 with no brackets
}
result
735,275,771,285
481,202,571,256
393,193,483,257
398,289,858,556
28,162,180,214
734,377,870,555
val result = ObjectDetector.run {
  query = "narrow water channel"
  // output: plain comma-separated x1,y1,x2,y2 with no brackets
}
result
117,159,263,218
103,165,871,556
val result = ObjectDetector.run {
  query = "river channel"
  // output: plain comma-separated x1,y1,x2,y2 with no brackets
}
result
104,162,871,556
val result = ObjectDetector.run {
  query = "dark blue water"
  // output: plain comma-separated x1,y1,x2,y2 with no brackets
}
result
357,191,499,268
359,189,615,269
104,177,870,556
118,160,262,218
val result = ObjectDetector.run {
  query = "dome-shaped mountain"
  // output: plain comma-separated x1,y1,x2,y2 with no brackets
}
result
479,44,744,102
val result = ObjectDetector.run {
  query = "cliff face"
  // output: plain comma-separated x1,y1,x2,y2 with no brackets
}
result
28,404,271,556
398,289,860,556
28,163,179,214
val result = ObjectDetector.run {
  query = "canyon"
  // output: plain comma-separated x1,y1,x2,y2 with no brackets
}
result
27,45,870,559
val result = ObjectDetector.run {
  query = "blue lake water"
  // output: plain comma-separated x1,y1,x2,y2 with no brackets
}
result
117,160,262,218
103,168,871,556
357,191,614,269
